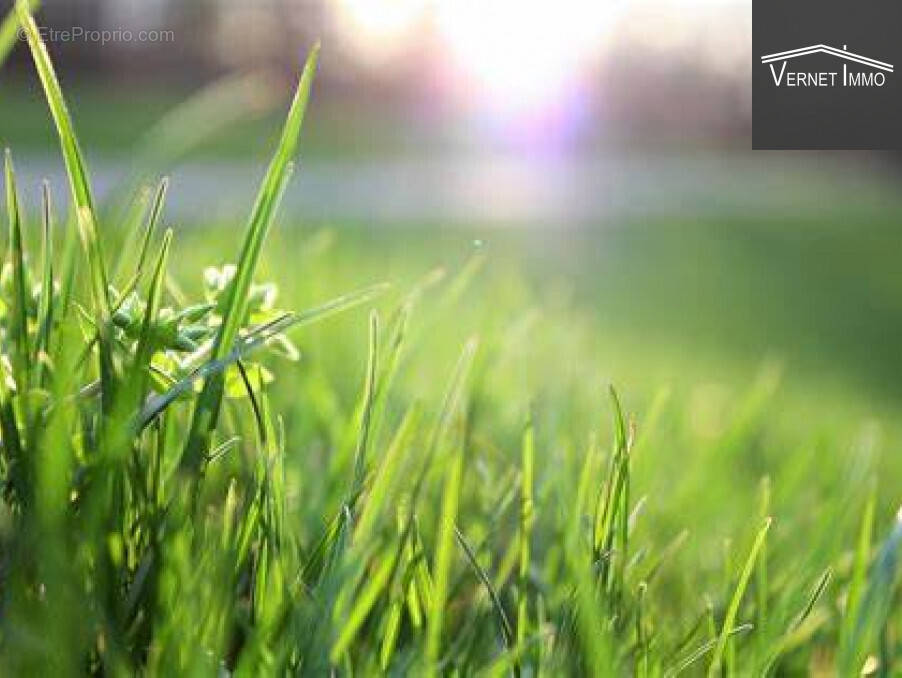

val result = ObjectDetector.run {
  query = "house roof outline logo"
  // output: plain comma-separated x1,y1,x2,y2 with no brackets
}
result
760,44,893,72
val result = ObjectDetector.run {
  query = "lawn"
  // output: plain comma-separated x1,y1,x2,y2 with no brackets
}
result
0,2,900,675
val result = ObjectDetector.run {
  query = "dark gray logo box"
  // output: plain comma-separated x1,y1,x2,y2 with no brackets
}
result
753,0,902,149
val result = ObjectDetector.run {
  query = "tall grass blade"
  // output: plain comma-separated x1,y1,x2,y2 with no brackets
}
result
562,481,613,675
517,410,535,664
593,385,632,603
4,150,31,389
0,0,38,67
426,434,465,675
17,2,117,410
367,301,410,462
115,177,169,292
16,1,97,216
707,517,772,676
76,207,116,409
757,476,771,632
354,405,420,549
182,43,319,472
350,310,379,496
132,229,173,394
411,337,478,504
34,180,54,382
329,546,397,662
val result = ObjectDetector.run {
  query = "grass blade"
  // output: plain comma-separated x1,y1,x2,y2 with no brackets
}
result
410,337,478,506
790,567,832,632
132,229,173,395
116,177,169,291
593,385,632,603
16,1,97,216
329,547,396,663
517,410,535,662
425,436,465,676
839,507,902,675
34,180,54,383
757,476,771,633
181,43,319,472
4,150,32,389
350,310,379,497
671,624,753,676
17,1,117,410
354,404,420,549
0,0,38,67
76,207,116,409
707,517,772,676
137,283,387,431
454,526,516,657
839,482,876,661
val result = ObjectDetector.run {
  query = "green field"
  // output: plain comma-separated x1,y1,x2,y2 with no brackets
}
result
1,3,900,675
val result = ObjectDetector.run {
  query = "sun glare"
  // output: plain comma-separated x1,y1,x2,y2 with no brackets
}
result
333,0,618,118
434,0,613,115
334,0,430,61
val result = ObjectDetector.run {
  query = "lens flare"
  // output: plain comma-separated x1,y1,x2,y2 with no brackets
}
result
333,0,430,61
334,0,618,116
434,0,612,116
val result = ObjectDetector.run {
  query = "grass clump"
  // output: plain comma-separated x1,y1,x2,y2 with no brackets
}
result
0,3,900,675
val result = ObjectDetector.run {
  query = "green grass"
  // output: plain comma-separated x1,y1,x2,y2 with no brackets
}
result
0,2,900,675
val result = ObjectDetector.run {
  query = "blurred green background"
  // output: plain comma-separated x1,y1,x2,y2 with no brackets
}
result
3,0,902,468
